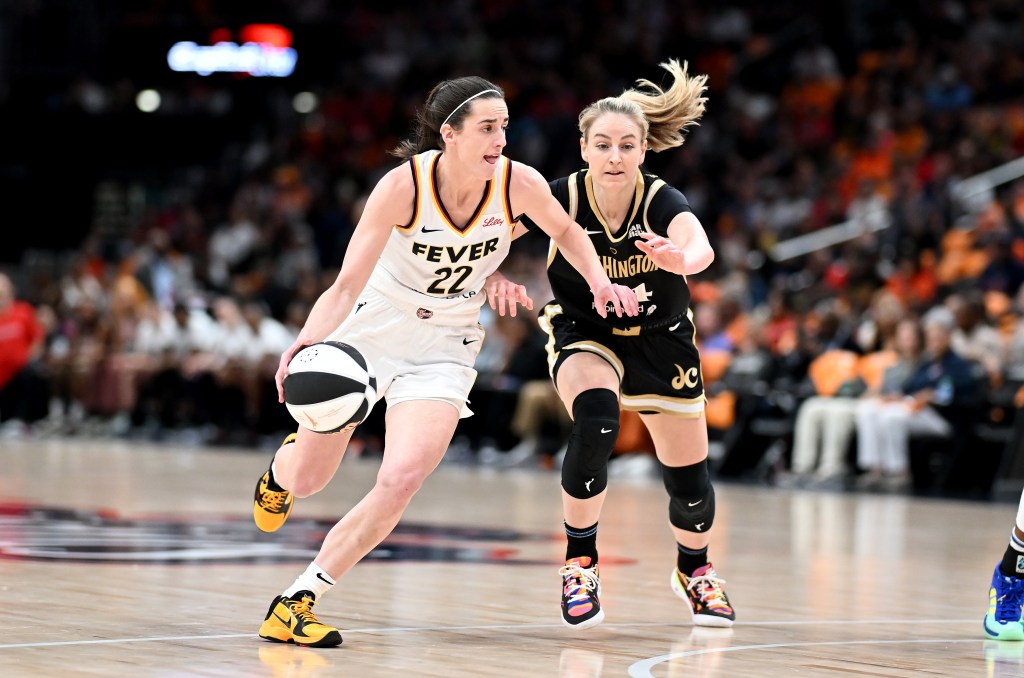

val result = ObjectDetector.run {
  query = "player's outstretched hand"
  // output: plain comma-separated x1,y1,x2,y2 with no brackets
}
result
485,272,534,317
592,283,639,318
635,232,686,275
275,338,310,403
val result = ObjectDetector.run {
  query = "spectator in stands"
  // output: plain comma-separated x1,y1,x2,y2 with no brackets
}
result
133,302,220,432
784,317,923,488
948,290,1005,384
978,232,1024,296
855,308,980,491
133,230,197,312
207,200,261,292
0,273,47,435
852,290,904,354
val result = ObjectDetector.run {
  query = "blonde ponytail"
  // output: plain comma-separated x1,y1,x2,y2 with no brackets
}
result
579,59,708,153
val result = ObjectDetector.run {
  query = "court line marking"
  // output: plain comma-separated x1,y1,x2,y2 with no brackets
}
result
0,618,978,650
627,638,985,677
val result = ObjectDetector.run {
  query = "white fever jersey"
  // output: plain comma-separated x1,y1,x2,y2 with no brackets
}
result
368,149,517,325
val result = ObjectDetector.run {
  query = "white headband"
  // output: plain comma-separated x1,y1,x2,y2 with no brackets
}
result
441,89,500,128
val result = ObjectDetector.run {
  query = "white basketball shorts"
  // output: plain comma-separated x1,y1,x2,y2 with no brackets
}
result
324,285,485,418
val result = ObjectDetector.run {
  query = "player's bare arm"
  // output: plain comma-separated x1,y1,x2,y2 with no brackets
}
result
634,212,714,276
275,166,413,400
509,162,638,318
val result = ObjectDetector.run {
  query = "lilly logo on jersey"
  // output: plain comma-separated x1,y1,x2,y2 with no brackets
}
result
482,216,505,228
411,237,500,263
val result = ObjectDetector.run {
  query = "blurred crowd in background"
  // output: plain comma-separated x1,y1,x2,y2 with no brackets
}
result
2,0,1024,498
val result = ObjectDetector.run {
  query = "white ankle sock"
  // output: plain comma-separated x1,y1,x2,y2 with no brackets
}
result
283,562,335,600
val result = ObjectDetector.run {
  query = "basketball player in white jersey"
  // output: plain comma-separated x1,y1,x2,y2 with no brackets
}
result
251,76,639,647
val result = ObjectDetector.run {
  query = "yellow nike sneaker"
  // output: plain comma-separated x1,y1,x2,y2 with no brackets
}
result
253,434,296,533
258,591,342,647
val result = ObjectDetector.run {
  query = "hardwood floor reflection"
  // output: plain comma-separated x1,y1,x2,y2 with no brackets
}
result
0,438,1017,677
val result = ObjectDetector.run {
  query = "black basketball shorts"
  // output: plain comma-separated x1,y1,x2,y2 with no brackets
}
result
538,303,705,418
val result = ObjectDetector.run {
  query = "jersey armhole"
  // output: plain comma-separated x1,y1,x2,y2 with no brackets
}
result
397,157,419,230
567,172,579,222
643,179,666,235
504,158,525,224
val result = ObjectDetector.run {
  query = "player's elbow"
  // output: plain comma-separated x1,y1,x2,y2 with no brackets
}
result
686,245,714,275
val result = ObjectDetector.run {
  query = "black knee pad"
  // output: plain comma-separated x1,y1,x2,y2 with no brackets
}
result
561,388,620,499
663,459,716,533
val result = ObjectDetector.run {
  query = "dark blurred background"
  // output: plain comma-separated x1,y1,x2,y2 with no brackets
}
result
2,0,1024,500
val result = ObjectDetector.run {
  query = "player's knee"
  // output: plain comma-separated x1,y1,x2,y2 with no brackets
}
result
288,475,330,499
663,459,715,533
376,465,430,505
561,388,620,499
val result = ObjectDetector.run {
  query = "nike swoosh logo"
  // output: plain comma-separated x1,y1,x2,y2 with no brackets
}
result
316,572,334,585
688,499,703,507
304,412,319,428
584,229,603,235
668,322,681,331
600,428,613,433
273,611,292,628
422,227,443,233
462,338,478,345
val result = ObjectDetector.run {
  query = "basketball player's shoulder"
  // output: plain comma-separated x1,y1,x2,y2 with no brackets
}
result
506,158,544,187
641,171,690,226
641,170,666,193
507,160,552,210
377,158,417,194
366,159,418,226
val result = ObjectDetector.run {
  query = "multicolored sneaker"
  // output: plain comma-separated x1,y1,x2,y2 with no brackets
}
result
559,556,604,628
984,565,1024,641
253,434,297,533
258,591,342,647
671,563,735,627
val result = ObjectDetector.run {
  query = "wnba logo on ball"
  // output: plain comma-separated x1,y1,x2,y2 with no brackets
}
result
283,342,377,433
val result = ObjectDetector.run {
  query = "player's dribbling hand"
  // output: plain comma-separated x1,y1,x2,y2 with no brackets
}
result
592,283,639,318
635,232,686,275
275,338,310,403
485,272,534,317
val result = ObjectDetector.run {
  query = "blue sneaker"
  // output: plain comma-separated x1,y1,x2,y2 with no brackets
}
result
984,565,1024,641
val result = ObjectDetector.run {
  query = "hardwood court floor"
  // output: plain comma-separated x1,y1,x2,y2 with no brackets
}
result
0,437,1019,677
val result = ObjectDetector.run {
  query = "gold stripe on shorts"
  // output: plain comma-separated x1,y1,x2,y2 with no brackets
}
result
563,340,624,381
621,392,706,418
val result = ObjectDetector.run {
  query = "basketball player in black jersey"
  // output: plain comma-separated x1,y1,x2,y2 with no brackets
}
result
514,60,734,628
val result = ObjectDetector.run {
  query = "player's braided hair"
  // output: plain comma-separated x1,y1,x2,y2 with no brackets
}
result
391,77,505,160
578,59,708,152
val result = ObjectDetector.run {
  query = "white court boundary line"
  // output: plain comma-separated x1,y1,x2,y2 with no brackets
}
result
628,638,985,677
0,618,977,650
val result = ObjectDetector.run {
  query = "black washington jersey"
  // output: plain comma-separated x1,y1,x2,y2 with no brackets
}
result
544,169,693,331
